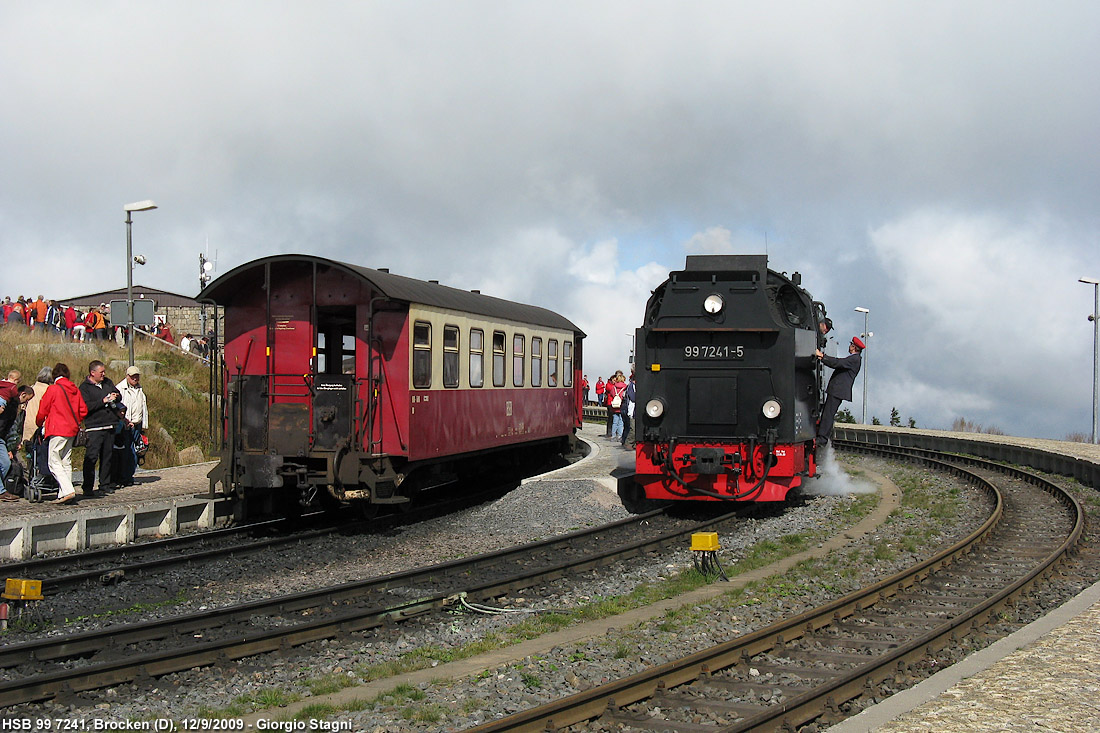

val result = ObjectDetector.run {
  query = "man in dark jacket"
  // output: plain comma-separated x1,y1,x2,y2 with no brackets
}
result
79,360,122,496
815,336,865,446
0,385,34,501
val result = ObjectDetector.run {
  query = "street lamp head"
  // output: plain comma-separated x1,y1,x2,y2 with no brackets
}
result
124,200,158,212
1080,277,1100,285
854,307,870,313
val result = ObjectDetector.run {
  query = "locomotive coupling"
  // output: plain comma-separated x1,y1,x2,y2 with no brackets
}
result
684,447,741,476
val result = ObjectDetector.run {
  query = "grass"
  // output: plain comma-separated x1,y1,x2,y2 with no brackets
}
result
67,590,188,622
211,488,882,724
0,326,214,467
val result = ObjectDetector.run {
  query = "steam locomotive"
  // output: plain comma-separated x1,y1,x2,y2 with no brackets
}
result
619,254,826,512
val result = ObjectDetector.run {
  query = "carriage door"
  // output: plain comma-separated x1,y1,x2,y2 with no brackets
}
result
314,307,356,450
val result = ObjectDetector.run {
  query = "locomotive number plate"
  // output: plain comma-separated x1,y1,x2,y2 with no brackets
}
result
684,345,744,359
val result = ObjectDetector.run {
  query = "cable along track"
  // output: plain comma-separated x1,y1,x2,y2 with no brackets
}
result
464,443,1084,733
0,503,746,709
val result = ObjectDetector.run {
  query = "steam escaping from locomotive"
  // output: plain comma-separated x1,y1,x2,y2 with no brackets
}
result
802,445,876,496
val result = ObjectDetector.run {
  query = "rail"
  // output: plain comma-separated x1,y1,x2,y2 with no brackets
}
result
463,442,1084,732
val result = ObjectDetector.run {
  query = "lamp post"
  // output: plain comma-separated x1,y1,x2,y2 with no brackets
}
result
1081,277,1100,443
854,306,870,423
199,253,214,334
124,200,157,367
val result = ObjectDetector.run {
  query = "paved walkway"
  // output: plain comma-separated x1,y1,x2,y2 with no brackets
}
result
0,461,218,519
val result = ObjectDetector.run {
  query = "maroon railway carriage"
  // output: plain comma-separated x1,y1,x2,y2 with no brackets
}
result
201,254,585,514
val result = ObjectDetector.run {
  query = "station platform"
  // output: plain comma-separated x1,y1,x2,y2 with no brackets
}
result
0,462,231,560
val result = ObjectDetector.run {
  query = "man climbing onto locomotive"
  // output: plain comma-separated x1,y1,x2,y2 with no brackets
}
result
815,336,864,446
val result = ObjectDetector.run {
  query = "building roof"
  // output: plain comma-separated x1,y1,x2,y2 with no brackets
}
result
199,254,584,335
61,285,202,309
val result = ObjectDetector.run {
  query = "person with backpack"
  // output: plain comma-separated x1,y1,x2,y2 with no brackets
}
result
605,373,628,440
116,365,149,487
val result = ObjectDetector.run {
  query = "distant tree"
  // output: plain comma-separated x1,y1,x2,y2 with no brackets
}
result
951,416,1005,435
907,417,917,428
836,408,856,424
872,416,882,426
889,407,901,427
1065,432,1091,443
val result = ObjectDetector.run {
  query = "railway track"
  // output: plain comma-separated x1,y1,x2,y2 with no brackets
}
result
0,503,742,708
0,480,517,594
463,442,1084,732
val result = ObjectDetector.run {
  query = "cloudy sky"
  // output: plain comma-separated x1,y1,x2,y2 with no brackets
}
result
2,1,1098,440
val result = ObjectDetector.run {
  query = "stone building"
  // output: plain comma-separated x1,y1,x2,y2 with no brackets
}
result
63,284,221,342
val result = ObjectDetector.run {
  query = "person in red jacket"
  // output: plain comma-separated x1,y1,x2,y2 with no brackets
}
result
35,363,88,504
595,377,605,405
605,374,629,440
63,305,78,338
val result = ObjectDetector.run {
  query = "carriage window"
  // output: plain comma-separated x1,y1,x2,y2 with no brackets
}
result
531,337,542,387
513,334,525,387
492,331,506,387
443,325,460,388
470,328,484,388
413,321,431,388
563,341,573,386
548,339,558,387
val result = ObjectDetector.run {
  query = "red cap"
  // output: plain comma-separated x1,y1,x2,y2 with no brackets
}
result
851,336,866,350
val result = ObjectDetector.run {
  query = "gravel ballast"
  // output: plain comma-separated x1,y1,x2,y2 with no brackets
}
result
17,433,1002,730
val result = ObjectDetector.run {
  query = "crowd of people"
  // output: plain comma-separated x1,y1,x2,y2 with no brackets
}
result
0,360,149,506
1,294,216,358
582,371,636,448
3,295,119,342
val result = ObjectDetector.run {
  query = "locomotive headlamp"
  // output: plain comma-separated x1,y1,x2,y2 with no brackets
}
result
646,398,666,419
703,294,724,314
762,399,781,419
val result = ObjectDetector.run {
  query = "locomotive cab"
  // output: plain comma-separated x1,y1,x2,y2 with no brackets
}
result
625,255,823,511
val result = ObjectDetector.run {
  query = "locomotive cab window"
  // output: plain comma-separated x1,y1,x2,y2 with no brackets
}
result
413,321,432,388
531,337,542,387
563,341,573,386
777,285,810,328
513,334,525,387
443,325,460,388
492,331,506,387
470,328,484,387
548,340,558,386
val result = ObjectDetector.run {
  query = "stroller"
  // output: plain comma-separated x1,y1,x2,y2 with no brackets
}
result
24,427,59,503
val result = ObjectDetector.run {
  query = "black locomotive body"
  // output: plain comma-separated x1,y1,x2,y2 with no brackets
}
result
622,254,825,510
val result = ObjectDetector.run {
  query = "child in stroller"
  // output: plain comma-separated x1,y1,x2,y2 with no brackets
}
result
24,427,59,503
